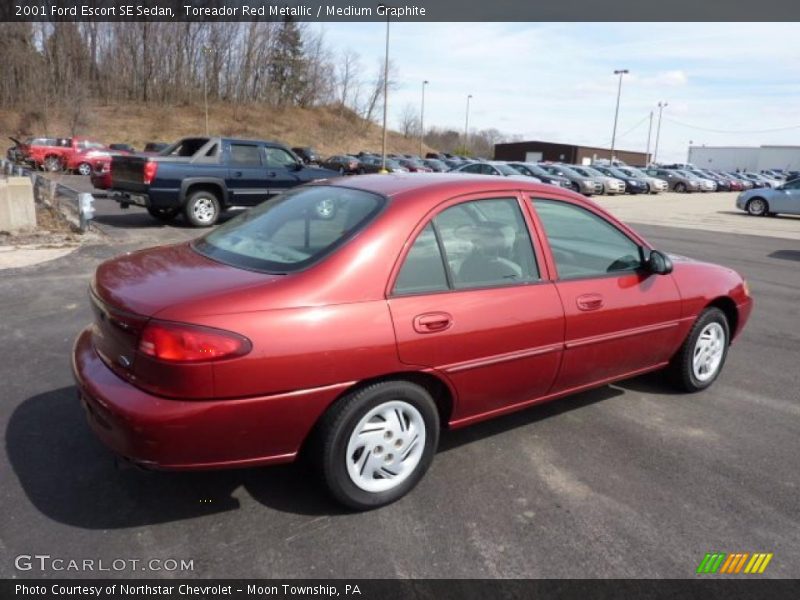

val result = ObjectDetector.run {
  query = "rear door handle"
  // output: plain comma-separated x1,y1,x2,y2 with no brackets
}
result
233,171,243,177
413,312,453,334
576,294,604,311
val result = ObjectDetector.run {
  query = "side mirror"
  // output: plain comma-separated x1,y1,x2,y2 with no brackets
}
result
647,249,673,275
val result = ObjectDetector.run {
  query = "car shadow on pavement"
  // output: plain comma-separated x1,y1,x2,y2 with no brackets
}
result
6,386,346,529
7,379,662,527
768,249,800,262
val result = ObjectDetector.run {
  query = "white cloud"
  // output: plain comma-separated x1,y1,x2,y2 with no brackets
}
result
313,22,800,163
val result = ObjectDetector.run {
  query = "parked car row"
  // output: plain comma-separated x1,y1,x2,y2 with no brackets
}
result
6,136,169,178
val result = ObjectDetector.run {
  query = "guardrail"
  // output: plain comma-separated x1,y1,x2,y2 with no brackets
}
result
1,159,95,233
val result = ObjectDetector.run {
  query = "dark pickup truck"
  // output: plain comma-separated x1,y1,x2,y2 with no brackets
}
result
108,137,339,226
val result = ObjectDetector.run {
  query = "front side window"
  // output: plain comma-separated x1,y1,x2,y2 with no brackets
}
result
265,147,298,168
195,186,384,273
393,198,538,295
533,199,643,279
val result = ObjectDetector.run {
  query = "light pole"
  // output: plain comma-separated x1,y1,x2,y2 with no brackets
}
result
380,14,391,173
202,46,211,135
687,140,693,164
463,94,473,155
419,80,429,156
609,69,628,164
653,101,668,165
645,110,653,166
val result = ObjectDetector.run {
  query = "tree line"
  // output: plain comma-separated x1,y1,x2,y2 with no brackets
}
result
0,21,517,156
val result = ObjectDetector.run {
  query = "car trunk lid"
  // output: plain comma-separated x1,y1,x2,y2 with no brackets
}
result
90,243,282,387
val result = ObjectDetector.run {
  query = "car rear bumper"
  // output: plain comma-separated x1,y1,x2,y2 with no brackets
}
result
72,327,347,470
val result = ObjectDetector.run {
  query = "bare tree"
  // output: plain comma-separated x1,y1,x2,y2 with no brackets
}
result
399,103,419,138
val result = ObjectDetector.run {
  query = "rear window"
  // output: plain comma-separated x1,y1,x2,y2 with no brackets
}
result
194,186,385,273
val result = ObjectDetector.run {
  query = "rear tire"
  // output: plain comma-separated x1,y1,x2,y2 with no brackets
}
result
43,155,64,172
184,190,221,227
315,380,440,510
77,162,92,176
147,206,180,222
667,307,730,392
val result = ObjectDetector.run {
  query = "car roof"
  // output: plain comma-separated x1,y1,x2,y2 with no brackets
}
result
314,173,583,204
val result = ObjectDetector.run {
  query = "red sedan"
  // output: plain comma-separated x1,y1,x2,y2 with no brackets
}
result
73,174,752,509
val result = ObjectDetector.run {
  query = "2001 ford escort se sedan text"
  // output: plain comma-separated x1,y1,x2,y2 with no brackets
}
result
73,174,752,509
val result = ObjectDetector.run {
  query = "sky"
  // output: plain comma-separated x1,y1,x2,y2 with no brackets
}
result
310,22,800,162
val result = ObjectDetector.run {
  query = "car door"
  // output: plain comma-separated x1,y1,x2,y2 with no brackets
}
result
771,178,800,214
226,141,269,205
387,193,565,425
528,197,683,392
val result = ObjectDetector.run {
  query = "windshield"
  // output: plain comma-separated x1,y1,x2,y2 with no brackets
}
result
518,163,547,177
619,167,645,177
194,186,385,273
677,170,699,179
495,163,520,176
549,165,580,178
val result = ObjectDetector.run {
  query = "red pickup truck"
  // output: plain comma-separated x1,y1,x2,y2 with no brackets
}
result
17,136,111,174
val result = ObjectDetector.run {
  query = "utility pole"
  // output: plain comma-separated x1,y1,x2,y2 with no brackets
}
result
645,110,653,166
653,101,668,165
463,94,472,155
609,69,628,164
419,80,429,156
380,16,390,172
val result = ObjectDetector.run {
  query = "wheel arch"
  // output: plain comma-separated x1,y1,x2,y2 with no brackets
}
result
298,370,456,459
180,178,229,207
705,296,739,341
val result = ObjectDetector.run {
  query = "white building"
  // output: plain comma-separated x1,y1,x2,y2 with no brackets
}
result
687,145,800,172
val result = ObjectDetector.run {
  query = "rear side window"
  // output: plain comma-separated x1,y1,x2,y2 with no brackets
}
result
394,224,449,295
194,186,384,273
393,198,539,295
230,144,262,166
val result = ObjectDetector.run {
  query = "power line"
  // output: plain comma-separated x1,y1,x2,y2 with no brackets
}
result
663,117,800,134
617,113,651,139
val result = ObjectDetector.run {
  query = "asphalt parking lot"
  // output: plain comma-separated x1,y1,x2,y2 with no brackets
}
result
1,181,798,578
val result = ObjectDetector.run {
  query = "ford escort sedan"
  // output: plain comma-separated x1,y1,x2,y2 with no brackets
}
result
73,174,752,509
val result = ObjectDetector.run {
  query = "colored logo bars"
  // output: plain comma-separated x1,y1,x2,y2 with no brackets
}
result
697,552,773,574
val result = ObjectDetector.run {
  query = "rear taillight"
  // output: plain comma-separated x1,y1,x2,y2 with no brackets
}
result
138,320,251,362
143,160,158,184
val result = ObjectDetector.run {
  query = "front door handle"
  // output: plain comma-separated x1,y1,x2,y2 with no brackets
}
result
576,293,604,311
413,312,453,334
233,171,243,177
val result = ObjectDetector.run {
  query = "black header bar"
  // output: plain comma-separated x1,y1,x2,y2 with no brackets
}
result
3,0,800,22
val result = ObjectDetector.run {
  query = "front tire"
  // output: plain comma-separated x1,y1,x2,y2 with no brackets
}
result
317,380,440,510
675,182,687,193
77,162,92,176
667,307,730,392
184,190,221,227
746,197,768,216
